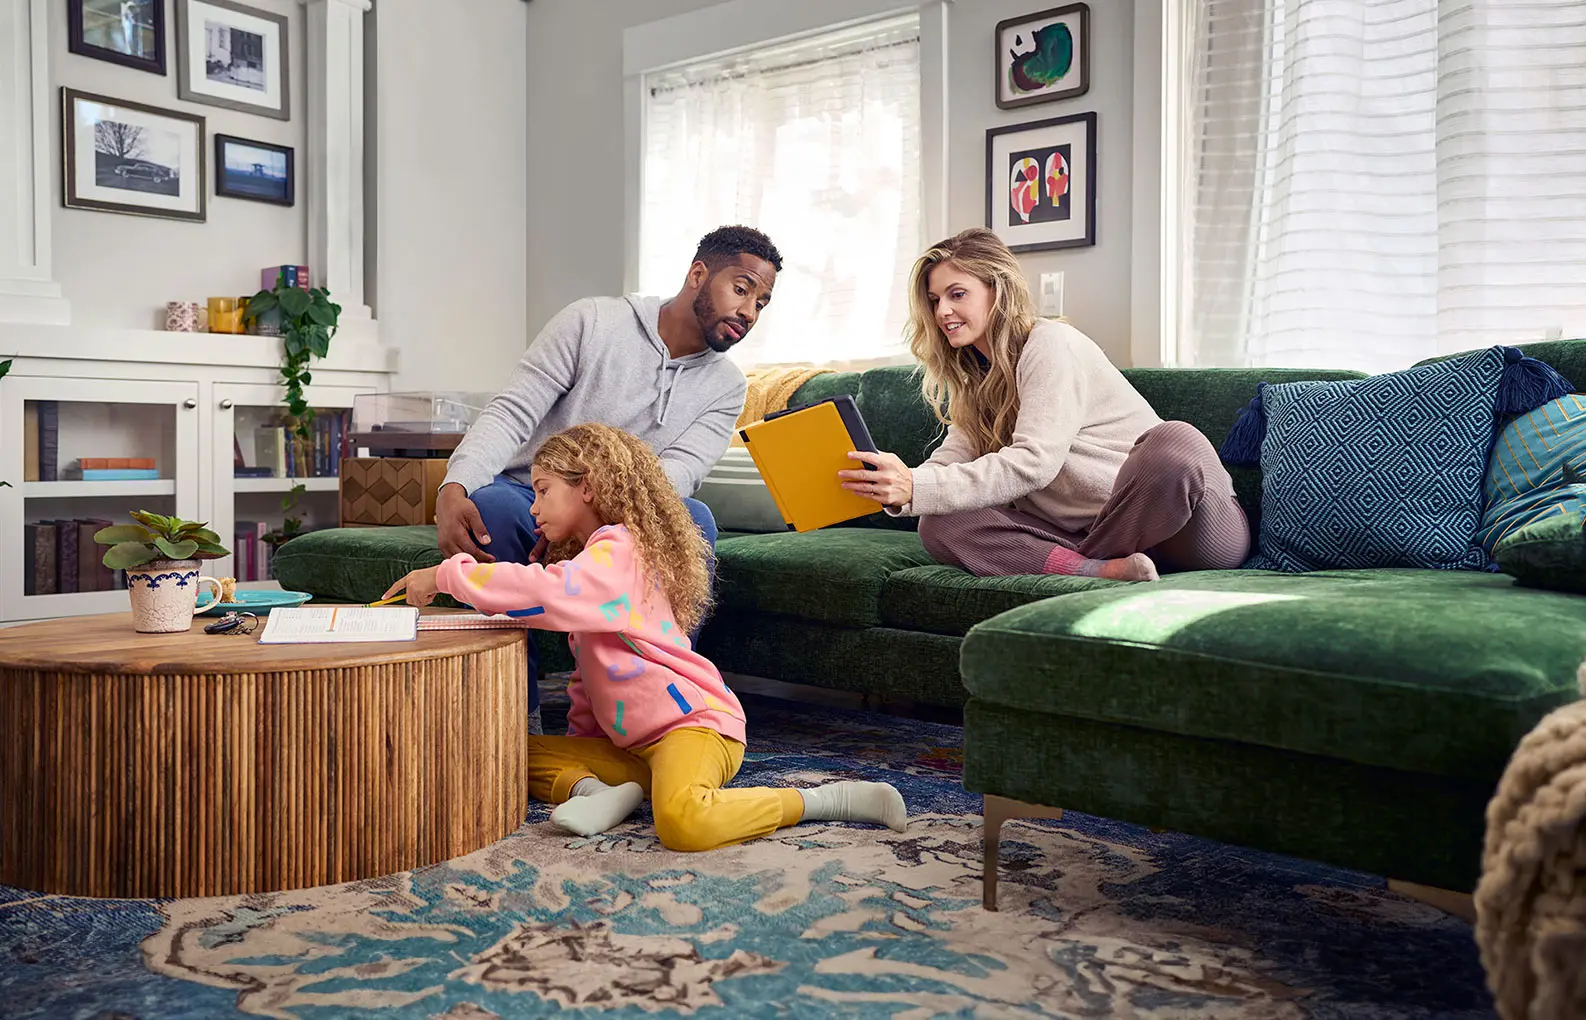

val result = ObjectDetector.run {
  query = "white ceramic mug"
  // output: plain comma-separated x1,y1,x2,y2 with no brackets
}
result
125,559,222,633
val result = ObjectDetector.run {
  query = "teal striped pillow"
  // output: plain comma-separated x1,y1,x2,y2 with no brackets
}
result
1477,394,1586,555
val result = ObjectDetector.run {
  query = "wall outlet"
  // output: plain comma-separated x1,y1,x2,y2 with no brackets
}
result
1039,271,1064,316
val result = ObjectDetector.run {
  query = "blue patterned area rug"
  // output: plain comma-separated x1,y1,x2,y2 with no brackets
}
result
1,688,1494,1019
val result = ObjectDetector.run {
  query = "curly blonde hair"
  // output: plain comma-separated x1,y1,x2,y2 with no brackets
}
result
905,227,1039,456
531,423,712,633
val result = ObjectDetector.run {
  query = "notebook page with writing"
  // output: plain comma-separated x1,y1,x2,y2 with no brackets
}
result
257,606,420,643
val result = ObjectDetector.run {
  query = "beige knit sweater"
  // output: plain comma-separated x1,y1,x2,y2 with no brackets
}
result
896,321,1162,534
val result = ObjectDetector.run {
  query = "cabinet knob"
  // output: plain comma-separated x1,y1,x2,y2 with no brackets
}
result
219,399,234,409
183,398,197,409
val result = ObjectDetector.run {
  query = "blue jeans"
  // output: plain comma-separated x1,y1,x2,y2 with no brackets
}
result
469,473,719,715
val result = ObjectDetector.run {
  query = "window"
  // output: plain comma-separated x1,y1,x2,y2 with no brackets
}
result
1175,0,1586,372
638,15,923,369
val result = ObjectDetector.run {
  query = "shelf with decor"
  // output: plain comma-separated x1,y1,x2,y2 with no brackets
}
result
0,340,391,623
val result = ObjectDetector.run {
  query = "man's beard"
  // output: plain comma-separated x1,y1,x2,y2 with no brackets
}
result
693,289,747,353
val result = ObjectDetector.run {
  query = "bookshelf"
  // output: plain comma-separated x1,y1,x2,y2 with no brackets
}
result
0,326,393,623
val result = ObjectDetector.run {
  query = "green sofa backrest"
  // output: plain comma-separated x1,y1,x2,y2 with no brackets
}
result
784,338,1586,532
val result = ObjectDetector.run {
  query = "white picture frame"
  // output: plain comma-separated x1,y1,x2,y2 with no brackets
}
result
62,88,206,222
176,0,290,121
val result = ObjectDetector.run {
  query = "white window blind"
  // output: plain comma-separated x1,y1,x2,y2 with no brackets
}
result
639,16,923,370
1177,0,1586,373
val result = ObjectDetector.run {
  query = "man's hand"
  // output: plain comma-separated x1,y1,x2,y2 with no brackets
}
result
383,566,440,607
528,533,549,564
436,483,494,561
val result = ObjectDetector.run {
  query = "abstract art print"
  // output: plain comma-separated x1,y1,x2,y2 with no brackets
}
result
214,134,293,205
176,0,290,120
995,3,1090,109
985,111,1095,252
68,0,166,75
62,88,206,222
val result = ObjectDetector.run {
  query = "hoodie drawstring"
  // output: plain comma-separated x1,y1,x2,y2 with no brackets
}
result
657,360,678,425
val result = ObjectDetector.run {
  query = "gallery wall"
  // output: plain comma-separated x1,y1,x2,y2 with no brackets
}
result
524,0,1140,367
48,0,308,331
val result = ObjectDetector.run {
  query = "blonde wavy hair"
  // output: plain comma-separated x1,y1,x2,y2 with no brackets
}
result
905,227,1039,456
531,423,712,633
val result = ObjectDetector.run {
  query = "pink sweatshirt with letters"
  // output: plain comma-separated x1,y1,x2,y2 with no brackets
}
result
434,524,746,750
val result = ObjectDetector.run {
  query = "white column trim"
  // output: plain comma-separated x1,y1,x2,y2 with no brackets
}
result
0,0,70,324
304,0,372,318
1130,0,1168,368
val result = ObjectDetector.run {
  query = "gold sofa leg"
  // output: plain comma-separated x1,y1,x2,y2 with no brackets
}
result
983,794,1065,911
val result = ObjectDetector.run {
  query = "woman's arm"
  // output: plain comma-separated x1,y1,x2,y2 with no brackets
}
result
845,328,1088,516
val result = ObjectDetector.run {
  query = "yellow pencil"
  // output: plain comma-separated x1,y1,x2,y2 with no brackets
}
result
364,594,407,608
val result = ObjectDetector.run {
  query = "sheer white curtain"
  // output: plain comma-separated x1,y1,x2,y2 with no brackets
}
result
1178,0,1586,372
639,16,923,370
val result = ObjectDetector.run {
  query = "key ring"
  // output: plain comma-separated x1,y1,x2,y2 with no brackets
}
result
204,611,259,636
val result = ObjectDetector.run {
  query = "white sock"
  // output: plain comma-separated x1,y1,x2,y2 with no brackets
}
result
797,781,907,832
549,777,645,837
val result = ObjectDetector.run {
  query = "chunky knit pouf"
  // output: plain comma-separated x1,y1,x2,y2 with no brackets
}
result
1475,659,1586,1020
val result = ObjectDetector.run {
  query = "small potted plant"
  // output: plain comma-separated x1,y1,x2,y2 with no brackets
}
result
95,511,229,633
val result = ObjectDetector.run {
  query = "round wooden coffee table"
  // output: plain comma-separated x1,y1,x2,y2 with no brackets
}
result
0,612,531,899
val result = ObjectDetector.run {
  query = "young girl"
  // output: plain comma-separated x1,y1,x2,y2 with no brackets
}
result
383,423,907,852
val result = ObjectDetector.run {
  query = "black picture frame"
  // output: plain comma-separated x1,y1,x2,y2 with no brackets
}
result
68,0,168,76
62,87,206,222
214,134,294,206
994,3,1091,111
984,111,1097,253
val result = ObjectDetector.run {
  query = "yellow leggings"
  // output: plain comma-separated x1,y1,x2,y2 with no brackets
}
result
528,726,806,852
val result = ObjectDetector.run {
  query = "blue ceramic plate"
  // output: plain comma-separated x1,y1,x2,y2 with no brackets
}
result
195,589,314,615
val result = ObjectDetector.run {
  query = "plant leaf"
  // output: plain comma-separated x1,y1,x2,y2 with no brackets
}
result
193,541,230,559
279,287,311,318
307,330,330,358
186,527,222,545
245,291,276,315
300,370,312,385
129,510,173,533
103,541,157,570
94,524,150,545
307,302,336,327
284,332,306,358
152,536,199,560
0,357,11,379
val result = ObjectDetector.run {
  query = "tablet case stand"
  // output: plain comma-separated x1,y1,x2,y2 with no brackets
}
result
737,395,881,532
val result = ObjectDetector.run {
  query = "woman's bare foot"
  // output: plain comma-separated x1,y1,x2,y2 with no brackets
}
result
1097,552,1159,581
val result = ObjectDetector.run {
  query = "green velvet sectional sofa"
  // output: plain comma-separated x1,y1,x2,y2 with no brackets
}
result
273,340,1586,896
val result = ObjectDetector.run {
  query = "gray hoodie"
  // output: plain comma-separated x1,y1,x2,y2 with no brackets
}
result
442,295,748,497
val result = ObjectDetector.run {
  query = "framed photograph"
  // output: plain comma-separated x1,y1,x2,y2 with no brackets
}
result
68,0,167,75
176,0,290,120
215,134,293,205
985,111,1096,253
62,88,206,222
995,3,1090,110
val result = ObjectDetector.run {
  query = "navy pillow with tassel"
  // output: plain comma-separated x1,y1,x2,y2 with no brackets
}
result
1218,346,1574,573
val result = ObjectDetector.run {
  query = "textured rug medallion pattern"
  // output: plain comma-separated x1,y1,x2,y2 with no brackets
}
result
1,688,1493,1018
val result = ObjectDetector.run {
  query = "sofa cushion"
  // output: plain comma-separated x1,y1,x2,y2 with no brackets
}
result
714,530,934,627
1495,509,1586,595
272,525,443,603
880,565,1120,636
960,568,1586,780
1476,394,1586,554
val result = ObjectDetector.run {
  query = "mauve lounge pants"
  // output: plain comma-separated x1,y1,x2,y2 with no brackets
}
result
917,421,1252,576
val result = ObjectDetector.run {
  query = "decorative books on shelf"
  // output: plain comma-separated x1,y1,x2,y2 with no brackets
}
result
23,518,123,596
245,409,354,479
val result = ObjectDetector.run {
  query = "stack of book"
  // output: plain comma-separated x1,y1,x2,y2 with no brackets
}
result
245,410,354,478
23,519,125,595
77,457,158,481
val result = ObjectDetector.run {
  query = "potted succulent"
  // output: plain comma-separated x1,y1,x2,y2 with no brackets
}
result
95,511,228,633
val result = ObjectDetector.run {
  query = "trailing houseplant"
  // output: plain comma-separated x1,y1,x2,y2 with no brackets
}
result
94,511,230,633
243,279,342,441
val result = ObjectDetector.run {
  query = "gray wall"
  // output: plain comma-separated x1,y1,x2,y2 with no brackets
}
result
524,0,1138,366
374,0,528,389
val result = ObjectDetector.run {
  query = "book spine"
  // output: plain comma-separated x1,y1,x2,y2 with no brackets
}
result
33,522,57,595
76,519,101,592
23,524,37,596
37,401,58,482
23,404,39,482
55,519,79,594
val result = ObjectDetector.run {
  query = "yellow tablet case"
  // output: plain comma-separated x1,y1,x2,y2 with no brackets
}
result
738,396,880,533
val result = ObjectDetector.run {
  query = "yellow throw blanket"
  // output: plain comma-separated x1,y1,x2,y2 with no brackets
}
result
730,366,833,446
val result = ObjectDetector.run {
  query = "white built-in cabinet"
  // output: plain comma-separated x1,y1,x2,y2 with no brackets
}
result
0,324,393,622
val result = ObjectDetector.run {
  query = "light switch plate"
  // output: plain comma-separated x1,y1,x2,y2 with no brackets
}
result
1039,272,1064,316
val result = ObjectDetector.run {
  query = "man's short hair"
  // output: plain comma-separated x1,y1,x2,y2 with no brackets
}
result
693,225,783,274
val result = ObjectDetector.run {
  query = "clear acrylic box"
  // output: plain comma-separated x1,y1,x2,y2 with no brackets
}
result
349,391,492,456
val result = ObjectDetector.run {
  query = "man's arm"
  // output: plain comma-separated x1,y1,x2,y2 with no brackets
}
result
442,299,592,494
657,376,748,497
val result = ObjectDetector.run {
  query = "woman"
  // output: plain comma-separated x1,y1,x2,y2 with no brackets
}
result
838,228,1249,580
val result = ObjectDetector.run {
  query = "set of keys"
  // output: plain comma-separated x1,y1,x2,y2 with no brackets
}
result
203,611,260,636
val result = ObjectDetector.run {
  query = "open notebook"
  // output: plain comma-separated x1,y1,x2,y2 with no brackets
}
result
257,607,545,643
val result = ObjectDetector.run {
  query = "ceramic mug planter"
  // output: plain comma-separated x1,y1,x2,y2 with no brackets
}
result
125,559,221,633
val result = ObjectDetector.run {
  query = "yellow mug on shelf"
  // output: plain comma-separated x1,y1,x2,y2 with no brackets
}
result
207,296,248,334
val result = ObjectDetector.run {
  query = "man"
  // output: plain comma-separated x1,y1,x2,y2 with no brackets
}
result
436,224,782,728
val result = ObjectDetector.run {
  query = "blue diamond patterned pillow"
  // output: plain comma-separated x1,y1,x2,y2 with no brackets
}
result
1219,346,1573,573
